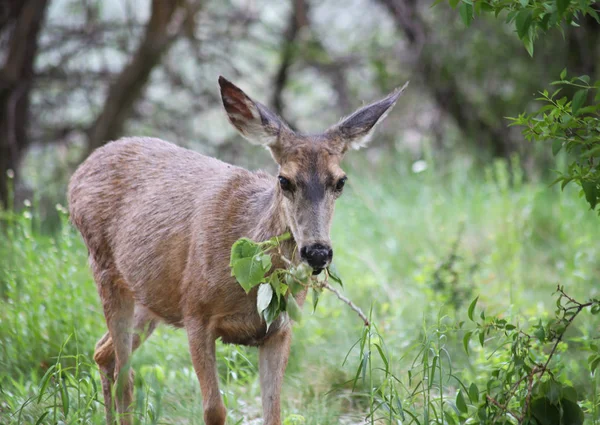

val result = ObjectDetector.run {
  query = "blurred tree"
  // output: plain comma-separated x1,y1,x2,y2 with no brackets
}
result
271,0,309,119
85,0,203,159
0,0,49,208
377,0,519,158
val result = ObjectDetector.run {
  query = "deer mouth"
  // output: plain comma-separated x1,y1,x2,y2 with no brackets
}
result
312,268,324,276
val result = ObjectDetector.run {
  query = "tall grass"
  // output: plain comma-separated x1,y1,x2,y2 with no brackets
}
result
1,156,599,424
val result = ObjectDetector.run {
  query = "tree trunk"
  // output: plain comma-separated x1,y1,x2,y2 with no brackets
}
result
377,0,515,158
84,0,200,158
271,0,309,118
0,0,49,209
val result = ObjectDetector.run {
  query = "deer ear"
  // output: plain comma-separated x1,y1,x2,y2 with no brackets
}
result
327,82,408,152
219,76,290,147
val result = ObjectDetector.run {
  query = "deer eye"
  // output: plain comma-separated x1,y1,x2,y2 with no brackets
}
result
335,176,347,192
278,176,293,192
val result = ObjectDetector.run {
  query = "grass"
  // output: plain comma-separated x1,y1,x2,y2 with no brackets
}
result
1,155,600,424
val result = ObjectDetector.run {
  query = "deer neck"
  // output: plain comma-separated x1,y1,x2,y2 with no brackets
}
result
248,183,297,263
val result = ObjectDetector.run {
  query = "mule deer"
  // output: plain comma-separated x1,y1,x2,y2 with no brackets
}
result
68,76,406,425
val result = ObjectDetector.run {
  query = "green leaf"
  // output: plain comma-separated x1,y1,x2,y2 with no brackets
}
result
230,238,261,268
312,287,321,313
293,263,312,282
38,365,56,403
261,253,272,271
327,263,343,287
561,177,573,190
35,412,49,425
534,325,546,342
468,296,479,321
449,0,460,7
230,238,270,292
263,293,281,331
230,237,276,293
463,331,472,355
286,273,304,296
515,9,533,39
523,33,534,56
444,411,457,425
561,386,578,402
374,343,389,370
459,2,474,26
577,75,590,84
60,377,70,416
552,139,563,156
257,283,274,316
588,6,600,23
456,389,468,414
556,0,569,16
270,273,283,298
232,258,267,293
287,295,303,322
468,382,479,403
539,380,562,404
589,355,600,373
571,89,587,115
560,398,584,425
582,181,598,209
560,68,567,80
531,397,560,425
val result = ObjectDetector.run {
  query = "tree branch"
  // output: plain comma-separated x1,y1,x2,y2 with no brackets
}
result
0,0,49,208
376,0,516,158
84,0,202,159
322,282,370,326
271,0,308,117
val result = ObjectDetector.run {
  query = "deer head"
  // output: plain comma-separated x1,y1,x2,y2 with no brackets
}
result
219,76,407,273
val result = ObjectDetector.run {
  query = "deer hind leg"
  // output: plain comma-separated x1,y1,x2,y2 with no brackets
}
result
90,260,136,425
94,303,159,424
94,331,117,424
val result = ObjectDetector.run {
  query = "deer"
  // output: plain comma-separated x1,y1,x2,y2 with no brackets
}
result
68,76,407,425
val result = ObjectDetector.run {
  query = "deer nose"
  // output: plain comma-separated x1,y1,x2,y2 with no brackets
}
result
300,244,333,271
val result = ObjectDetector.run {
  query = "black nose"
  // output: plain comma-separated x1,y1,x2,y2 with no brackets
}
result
300,244,333,270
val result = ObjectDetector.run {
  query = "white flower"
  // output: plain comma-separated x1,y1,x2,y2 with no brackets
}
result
411,160,427,174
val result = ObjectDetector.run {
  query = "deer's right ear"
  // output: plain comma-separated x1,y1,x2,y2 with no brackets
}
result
219,76,290,148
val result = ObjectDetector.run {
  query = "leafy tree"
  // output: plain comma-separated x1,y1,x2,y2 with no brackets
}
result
444,0,600,211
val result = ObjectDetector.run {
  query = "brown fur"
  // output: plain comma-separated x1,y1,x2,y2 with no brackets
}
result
68,77,405,425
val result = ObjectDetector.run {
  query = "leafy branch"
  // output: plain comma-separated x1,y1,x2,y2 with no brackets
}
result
229,233,369,329
464,286,600,424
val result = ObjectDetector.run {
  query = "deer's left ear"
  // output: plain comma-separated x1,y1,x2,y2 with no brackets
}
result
326,82,408,153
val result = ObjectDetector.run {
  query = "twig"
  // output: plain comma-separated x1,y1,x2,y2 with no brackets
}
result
322,282,370,327
520,370,536,423
273,242,369,326
486,395,520,421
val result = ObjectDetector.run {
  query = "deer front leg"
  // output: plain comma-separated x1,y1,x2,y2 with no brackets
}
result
259,325,292,425
186,322,226,425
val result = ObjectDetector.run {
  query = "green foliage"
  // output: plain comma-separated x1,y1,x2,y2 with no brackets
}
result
229,233,308,328
509,73,600,210
229,234,349,330
350,288,598,424
458,286,596,424
444,0,599,56
444,0,600,213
